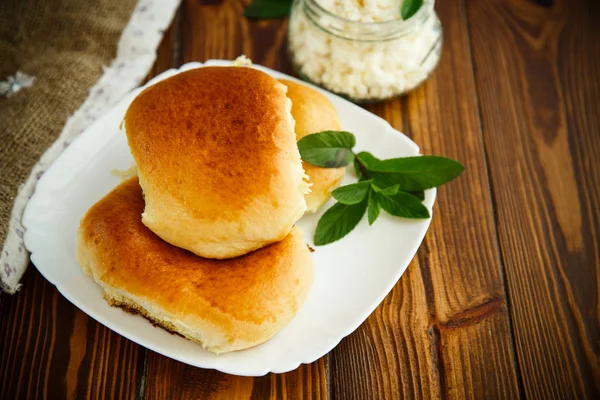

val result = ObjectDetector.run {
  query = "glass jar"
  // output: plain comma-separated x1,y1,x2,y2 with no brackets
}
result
287,0,443,102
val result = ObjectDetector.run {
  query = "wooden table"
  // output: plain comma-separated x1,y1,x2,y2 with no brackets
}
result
1,0,599,398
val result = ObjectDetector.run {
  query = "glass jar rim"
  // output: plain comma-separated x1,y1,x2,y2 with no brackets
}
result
303,0,435,29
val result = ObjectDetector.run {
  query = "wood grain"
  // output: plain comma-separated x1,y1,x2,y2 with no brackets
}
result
329,263,439,399
466,0,600,397
143,351,328,399
181,0,292,72
1,0,598,398
0,268,144,400
330,0,521,397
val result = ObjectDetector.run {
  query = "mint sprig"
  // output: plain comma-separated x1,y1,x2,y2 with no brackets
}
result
367,190,381,225
297,131,464,246
244,0,422,21
401,0,424,20
368,156,464,190
297,131,356,168
244,0,292,19
332,180,371,204
314,200,368,246
375,191,430,219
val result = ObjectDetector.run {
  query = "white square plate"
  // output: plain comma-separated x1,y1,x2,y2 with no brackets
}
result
23,61,435,376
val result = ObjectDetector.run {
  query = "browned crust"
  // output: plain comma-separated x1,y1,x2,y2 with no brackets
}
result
106,296,189,341
77,178,314,352
124,67,300,220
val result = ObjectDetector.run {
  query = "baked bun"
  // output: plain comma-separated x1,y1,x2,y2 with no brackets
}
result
123,67,307,259
280,80,346,212
77,178,314,354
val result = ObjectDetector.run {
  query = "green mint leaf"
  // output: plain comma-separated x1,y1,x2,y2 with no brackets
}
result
367,190,381,225
401,0,423,20
368,156,464,191
370,172,399,188
355,151,381,180
373,184,400,196
332,180,372,205
299,130,356,149
314,200,368,245
244,0,292,18
356,151,381,167
377,191,430,219
407,190,425,201
353,157,362,177
301,147,354,168
356,152,406,185
298,131,356,168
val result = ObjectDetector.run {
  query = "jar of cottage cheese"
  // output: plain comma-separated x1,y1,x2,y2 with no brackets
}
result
288,0,442,102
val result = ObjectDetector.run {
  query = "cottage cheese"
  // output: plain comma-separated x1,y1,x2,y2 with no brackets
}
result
317,0,403,22
288,0,441,101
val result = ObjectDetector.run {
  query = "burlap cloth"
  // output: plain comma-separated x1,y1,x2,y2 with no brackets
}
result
0,0,180,293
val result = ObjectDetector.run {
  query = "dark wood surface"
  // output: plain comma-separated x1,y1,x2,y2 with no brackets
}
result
1,0,598,398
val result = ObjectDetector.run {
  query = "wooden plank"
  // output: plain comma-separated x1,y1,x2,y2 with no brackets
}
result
438,309,518,397
466,0,600,398
330,0,521,398
330,264,439,399
141,1,328,398
0,268,144,400
180,0,291,72
143,352,328,399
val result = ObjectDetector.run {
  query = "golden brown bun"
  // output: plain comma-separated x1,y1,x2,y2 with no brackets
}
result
123,67,307,259
280,80,346,212
77,178,314,354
